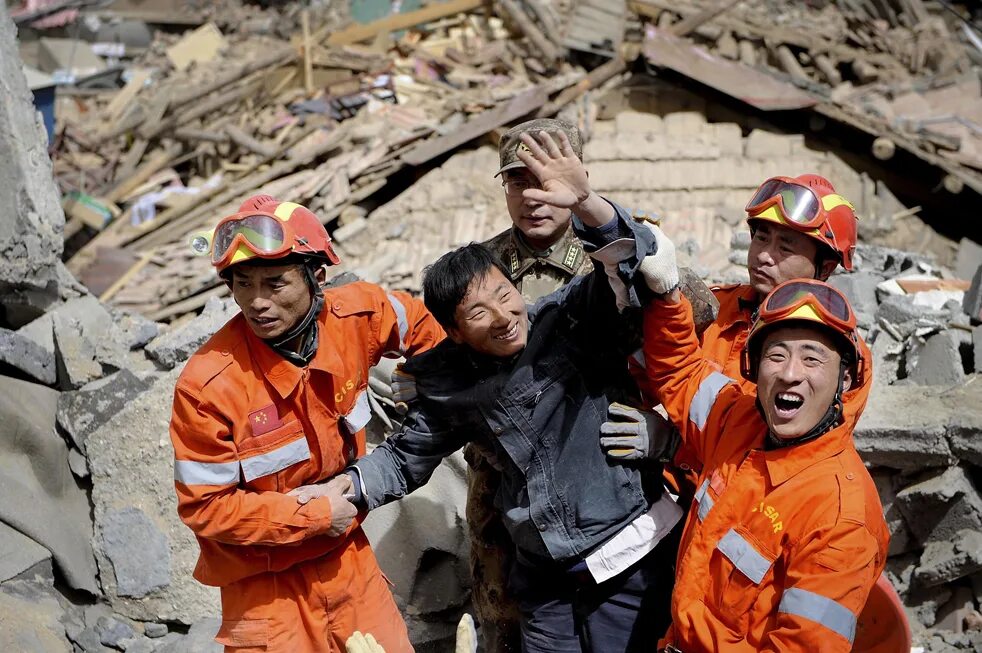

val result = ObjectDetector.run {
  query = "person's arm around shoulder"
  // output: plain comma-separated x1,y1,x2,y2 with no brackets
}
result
348,402,470,510
171,383,346,544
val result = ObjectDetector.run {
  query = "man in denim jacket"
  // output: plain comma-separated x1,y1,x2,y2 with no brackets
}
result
343,130,683,652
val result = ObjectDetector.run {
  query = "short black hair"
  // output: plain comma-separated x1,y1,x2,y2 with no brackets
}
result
422,243,511,330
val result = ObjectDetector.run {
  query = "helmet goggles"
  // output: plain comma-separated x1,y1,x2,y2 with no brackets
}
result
745,176,827,229
205,210,331,271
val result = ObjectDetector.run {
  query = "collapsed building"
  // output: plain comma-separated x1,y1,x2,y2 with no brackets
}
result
1,0,981,651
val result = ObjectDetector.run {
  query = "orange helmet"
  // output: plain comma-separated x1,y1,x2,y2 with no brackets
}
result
741,279,864,382
192,195,341,275
745,174,858,271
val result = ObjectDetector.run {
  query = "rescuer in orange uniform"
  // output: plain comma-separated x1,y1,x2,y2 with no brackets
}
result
170,195,444,653
600,175,871,473
632,231,889,651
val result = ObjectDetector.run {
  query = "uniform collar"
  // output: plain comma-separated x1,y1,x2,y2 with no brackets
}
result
246,306,345,399
763,421,852,487
736,284,760,315
503,225,584,279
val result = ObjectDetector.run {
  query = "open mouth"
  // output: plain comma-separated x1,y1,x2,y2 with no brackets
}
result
493,322,519,342
251,316,278,328
774,392,804,419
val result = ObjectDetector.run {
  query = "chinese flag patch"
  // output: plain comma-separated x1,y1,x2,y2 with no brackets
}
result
248,404,282,436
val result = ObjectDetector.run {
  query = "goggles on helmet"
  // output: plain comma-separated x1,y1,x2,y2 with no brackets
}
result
745,177,827,229
759,279,856,333
742,279,864,381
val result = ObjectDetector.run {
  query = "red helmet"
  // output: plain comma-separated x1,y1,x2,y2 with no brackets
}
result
196,195,341,275
745,174,858,271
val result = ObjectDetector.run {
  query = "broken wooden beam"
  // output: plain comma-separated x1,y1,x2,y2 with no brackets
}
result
323,0,483,46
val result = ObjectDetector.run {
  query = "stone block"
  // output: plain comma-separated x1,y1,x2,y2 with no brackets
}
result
730,230,751,250
109,309,160,351
0,3,65,326
915,529,982,586
854,384,955,470
874,295,946,332
895,466,982,547
143,623,168,638
909,330,966,387
906,584,953,630
614,110,664,134
86,366,219,624
955,238,982,281
57,370,155,453
828,271,882,330
0,585,72,652
744,128,793,158
145,296,239,370
975,325,982,374
662,111,706,136
855,244,929,277
53,313,103,390
0,376,98,594
965,265,982,321
0,326,56,385
155,618,220,653
99,507,170,599
96,616,135,649
872,470,916,556
713,123,744,156
121,637,155,653
0,521,51,584
949,406,982,468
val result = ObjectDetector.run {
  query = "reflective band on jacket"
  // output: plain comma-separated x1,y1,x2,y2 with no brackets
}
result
240,437,311,482
716,528,773,584
174,459,241,486
689,372,734,431
779,587,857,644
343,391,372,433
694,479,714,522
386,293,408,353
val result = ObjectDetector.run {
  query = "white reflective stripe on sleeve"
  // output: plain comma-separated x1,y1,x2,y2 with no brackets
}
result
240,437,311,482
343,390,372,433
386,293,409,353
174,459,240,486
778,587,857,644
630,349,646,368
689,372,735,431
716,528,773,584
695,479,714,522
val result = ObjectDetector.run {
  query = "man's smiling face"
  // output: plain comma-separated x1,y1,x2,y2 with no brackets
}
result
447,266,528,358
755,325,853,440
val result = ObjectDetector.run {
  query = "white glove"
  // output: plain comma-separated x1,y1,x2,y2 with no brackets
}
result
346,632,385,653
639,224,679,295
455,613,477,653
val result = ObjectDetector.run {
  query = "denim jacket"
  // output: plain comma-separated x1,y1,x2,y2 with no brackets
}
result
355,201,662,564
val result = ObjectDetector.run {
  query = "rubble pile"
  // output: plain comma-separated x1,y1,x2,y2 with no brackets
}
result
634,0,982,198
1,0,981,652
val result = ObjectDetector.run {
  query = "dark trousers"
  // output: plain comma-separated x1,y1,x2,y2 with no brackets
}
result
509,530,678,653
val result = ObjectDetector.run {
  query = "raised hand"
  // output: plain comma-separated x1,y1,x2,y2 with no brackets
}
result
515,130,591,209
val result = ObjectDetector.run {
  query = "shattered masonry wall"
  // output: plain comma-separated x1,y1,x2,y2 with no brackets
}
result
0,2,65,327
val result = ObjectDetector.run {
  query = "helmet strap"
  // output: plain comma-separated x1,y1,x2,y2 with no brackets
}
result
761,360,847,450
268,261,325,366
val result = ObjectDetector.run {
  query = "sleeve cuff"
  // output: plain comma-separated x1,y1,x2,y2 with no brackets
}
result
345,467,366,506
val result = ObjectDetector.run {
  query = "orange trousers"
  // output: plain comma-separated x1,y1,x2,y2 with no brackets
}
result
215,528,413,652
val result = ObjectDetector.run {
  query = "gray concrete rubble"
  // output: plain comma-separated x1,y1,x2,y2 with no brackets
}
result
0,2,64,328
144,296,240,370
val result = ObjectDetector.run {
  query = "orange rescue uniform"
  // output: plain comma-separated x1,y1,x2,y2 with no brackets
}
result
673,284,873,479
170,281,444,653
645,296,888,653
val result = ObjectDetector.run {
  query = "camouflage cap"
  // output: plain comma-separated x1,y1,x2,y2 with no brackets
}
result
495,118,583,177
